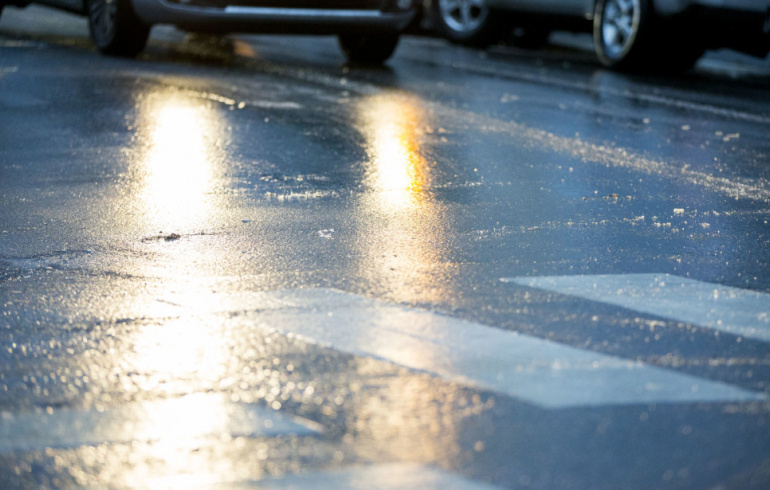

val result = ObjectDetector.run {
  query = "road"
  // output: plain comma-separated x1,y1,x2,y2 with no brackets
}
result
1,5,770,489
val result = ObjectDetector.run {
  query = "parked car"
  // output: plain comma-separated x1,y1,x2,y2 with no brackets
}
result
0,0,418,63
431,0,770,71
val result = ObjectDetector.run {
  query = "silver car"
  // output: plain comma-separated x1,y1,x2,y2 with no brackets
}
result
0,0,417,63
432,0,770,70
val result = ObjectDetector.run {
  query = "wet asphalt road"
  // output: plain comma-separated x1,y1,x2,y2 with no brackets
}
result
2,5,770,489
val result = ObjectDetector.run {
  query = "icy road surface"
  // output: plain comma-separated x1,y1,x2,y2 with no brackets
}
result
2,5,770,489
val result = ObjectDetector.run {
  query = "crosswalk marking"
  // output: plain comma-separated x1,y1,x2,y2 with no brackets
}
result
0,66,18,82
220,463,501,489
0,393,321,453
199,289,765,409
502,274,770,342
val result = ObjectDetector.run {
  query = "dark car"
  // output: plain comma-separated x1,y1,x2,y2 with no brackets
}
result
431,0,770,71
0,0,417,63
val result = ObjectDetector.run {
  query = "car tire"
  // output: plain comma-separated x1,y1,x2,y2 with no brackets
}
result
88,0,151,57
593,0,703,72
338,31,400,65
432,0,501,48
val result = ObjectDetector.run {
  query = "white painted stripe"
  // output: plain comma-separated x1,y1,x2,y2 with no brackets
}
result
502,274,770,342
207,289,765,409
0,393,321,453
0,66,19,82
142,464,501,489
253,463,501,489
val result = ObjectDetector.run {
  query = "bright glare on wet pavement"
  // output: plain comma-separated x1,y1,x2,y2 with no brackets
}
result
1,5,770,489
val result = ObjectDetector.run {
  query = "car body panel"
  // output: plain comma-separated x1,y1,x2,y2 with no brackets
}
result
482,0,770,57
484,0,770,19
28,0,85,15
484,0,593,18
131,0,415,33
14,0,417,33
655,0,770,16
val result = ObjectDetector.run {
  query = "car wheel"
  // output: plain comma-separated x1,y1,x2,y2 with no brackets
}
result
593,0,650,69
338,31,400,65
593,0,703,72
432,0,501,47
88,0,151,57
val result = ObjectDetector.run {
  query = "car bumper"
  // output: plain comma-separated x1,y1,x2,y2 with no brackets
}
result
655,1,770,16
661,2,770,57
131,0,417,33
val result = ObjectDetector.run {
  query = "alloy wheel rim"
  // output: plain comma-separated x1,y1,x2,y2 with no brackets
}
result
91,0,117,42
439,0,489,34
601,0,639,58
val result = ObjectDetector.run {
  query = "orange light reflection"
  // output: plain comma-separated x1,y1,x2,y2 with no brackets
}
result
352,94,468,465
358,94,428,211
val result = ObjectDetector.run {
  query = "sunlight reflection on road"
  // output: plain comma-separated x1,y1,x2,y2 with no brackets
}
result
353,93,455,305
348,93,466,464
112,91,242,485
136,91,226,232
357,93,429,211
